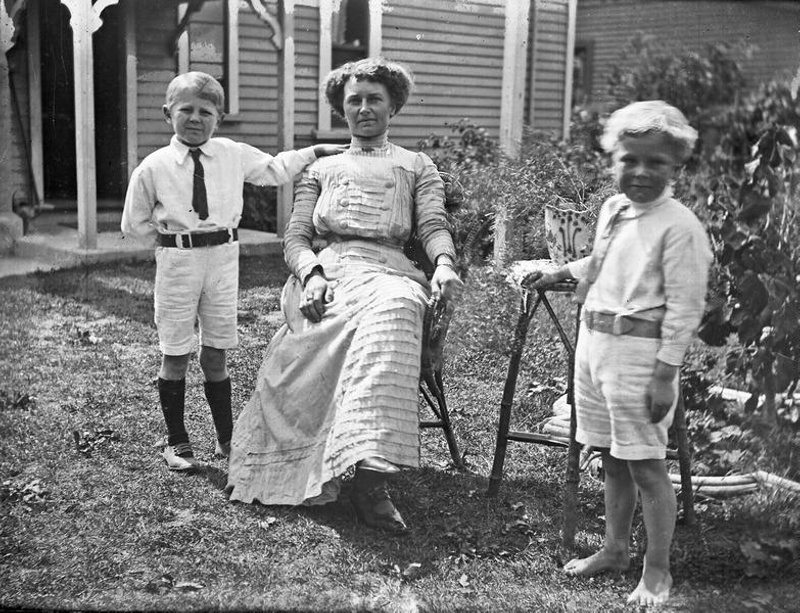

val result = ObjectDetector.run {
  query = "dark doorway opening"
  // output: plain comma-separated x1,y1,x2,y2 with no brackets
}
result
40,0,124,206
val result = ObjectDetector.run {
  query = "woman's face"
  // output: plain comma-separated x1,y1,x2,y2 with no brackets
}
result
342,77,395,138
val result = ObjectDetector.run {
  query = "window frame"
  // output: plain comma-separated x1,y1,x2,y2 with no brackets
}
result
177,0,240,118
314,0,381,140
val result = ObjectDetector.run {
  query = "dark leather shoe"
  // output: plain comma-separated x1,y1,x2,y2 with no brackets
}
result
349,483,409,534
357,456,401,475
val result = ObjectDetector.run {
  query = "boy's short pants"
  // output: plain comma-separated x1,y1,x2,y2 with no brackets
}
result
154,242,239,355
574,321,677,461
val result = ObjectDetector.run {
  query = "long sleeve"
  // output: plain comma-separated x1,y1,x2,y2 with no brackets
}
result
413,153,457,264
657,217,712,365
243,145,317,186
566,256,591,279
121,164,159,246
283,167,323,283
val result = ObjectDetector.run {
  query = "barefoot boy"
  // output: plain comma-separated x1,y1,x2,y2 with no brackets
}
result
122,71,344,472
528,100,712,606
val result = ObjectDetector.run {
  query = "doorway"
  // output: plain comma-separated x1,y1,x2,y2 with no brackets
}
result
39,0,124,206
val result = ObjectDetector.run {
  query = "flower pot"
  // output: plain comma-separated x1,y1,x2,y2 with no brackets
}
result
544,205,593,265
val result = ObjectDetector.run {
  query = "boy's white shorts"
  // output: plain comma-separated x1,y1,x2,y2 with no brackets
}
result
574,321,677,461
154,242,239,355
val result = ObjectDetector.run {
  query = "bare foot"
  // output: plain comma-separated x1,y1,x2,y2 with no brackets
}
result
626,567,672,607
563,548,630,576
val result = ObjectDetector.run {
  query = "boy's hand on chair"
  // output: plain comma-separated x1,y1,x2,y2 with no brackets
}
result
526,270,560,289
314,144,348,157
646,362,679,423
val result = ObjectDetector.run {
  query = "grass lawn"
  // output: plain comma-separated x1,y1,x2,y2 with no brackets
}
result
1,254,798,612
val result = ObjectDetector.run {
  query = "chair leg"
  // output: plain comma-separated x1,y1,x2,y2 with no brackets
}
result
673,386,695,525
488,296,539,497
420,370,464,469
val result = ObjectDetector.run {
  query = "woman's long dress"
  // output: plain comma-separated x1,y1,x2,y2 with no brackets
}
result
226,141,456,506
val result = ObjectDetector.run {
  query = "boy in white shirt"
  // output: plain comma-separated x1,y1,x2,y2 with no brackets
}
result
528,100,712,606
122,71,343,472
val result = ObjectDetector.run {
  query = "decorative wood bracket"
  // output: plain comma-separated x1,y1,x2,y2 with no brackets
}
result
60,0,119,34
2,0,28,51
247,0,282,50
168,0,205,54
89,0,119,32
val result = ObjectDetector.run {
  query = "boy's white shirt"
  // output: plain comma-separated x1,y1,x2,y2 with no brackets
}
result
121,135,317,246
567,187,712,366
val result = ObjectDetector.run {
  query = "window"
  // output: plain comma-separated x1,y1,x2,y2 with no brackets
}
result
177,0,240,115
329,0,369,129
572,41,593,108
316,0,378,138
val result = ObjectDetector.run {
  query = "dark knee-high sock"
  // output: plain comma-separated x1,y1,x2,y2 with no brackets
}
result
158,378,188,446
204,377,232,444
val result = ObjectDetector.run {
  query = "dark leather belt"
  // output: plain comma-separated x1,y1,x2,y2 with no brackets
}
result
584,310,661,338
157,228,238,249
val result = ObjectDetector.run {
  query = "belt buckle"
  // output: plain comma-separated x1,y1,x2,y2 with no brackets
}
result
226,228,234,244
612,315,633,335
176,233,193,249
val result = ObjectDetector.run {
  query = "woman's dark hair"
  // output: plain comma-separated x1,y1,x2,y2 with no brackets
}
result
323,57,414,118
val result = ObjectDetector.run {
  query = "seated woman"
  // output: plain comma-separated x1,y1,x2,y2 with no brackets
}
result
226,57,464,533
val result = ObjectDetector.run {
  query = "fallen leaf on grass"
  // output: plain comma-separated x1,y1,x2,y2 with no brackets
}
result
1,478,49,510
174,581,205,592
144,573,204,595
258,516,278,529
401,562,422,581
73,428,120,457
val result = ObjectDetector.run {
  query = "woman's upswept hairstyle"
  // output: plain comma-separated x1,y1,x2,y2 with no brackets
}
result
600,100,698,162
165,71,226,114
323,57,414,118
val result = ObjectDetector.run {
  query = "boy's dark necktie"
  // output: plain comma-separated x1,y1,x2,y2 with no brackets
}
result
190,149,209,220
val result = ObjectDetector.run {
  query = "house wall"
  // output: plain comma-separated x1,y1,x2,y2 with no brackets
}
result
134,0,519,158
528,0,569,134
134,0,284,160
576,0,800,109
294,1,323,150
380,0,506,147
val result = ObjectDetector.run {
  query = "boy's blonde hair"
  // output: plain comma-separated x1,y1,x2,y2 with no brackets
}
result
601,100,698,162
165,71,226,114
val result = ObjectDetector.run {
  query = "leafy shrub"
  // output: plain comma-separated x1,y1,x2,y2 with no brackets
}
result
607,32,749,129
240,184,277,233
419,118,614,267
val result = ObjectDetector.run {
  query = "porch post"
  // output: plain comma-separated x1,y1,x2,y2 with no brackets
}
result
26,0,44,205
0,0,23,252
61,0,97,249
495,0,530,263
276,0,295,238
60,0,118,250
562,0,577,140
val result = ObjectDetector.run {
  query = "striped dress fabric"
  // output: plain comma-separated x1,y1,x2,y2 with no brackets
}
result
226,140,456,506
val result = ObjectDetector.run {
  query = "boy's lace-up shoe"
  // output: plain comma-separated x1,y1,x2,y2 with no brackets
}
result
162,441,199,472
214,440,231,458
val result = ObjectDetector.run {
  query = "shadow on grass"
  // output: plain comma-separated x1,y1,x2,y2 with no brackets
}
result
202,462,572,583
2,254,291,331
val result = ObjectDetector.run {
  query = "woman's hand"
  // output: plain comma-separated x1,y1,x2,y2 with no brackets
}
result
300,272,334,323
313,144,348,158
430,265,464,304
